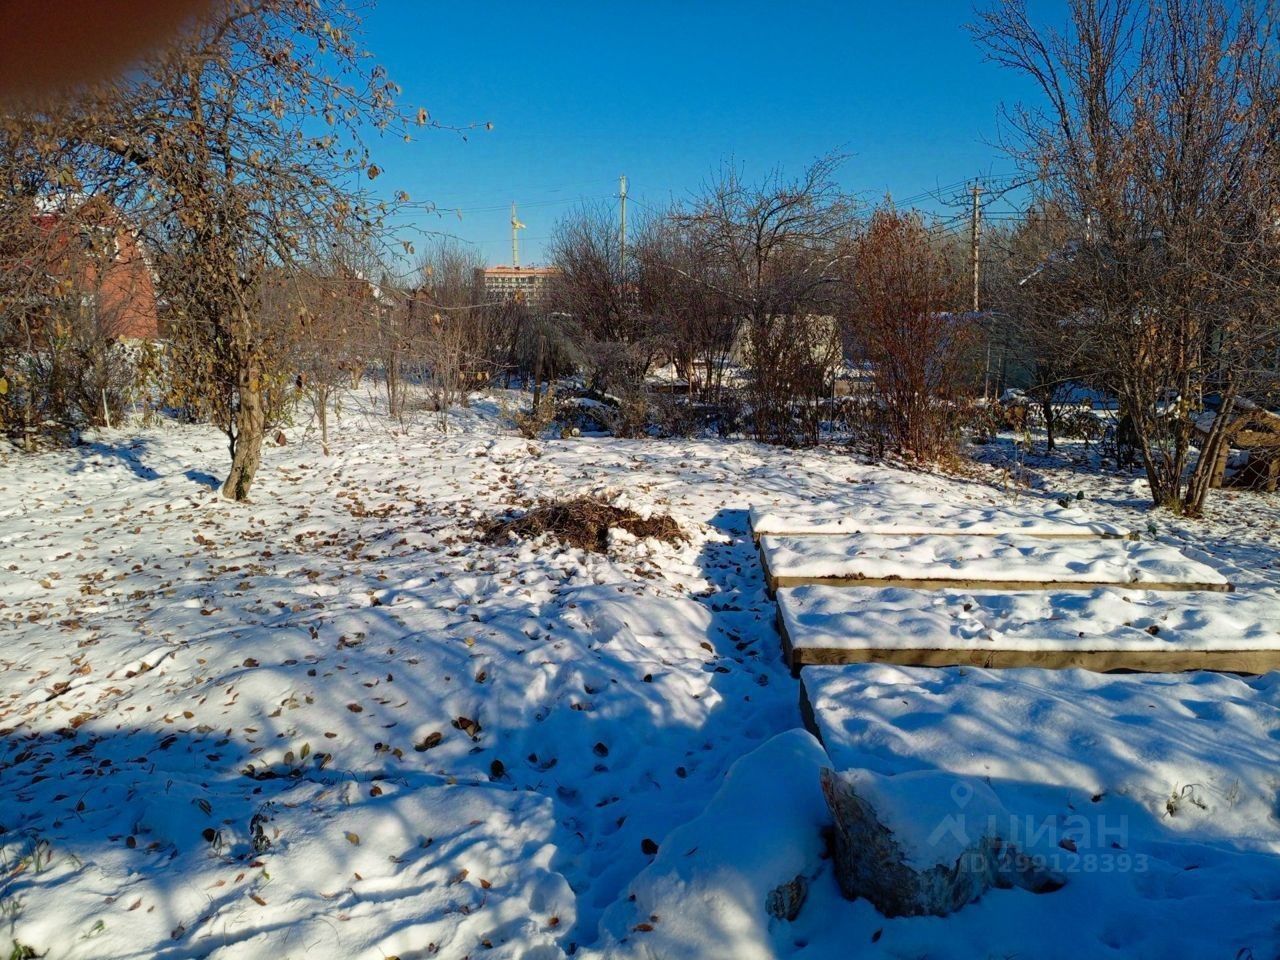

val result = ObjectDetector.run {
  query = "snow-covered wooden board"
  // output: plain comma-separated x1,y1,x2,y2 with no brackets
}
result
777,585,1280,674
748,503,1132,540
759,533,1232,593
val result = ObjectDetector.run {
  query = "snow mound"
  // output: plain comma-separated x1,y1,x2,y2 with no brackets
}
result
588,729,830,960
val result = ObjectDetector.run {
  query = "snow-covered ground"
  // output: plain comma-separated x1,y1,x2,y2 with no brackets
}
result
778,583,1280,653
801,664,1280,958
760,532,1230,588
1,398,1278,959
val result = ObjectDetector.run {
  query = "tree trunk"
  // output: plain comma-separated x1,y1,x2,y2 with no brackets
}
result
316,386,330,455
531,333,545,410
1135,422,1182,512
1042,397,1056,453
1127,390,1188,512
1210,443,1230,488
1140,449,1183,512
1185,387,1237,517
222,341,265,502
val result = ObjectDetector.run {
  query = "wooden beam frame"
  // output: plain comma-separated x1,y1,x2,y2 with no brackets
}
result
778,607,1277,677
759,545,1234,596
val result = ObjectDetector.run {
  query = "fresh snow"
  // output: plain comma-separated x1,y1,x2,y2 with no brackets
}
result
800,664,1280,957
760,532,1231,587
778,584,1280,651
0,401,803,958
749,502,1131,538
1,394,1278,959
586,729,831,960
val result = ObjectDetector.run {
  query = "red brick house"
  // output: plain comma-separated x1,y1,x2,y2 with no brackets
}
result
22,197,159,340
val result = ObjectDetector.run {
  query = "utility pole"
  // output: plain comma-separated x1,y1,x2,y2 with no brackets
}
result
972,182,991,398
511,202,526,268
619,174,628,273
970,182,982,313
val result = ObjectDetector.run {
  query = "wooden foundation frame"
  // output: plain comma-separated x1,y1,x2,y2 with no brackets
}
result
778,606,1279,677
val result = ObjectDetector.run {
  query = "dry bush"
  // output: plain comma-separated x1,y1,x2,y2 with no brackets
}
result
480,496,685,554
635,217,740,405
546,204,655,392
506,389,556,439
678,158,854,447
745,312,843,446
0,198,152,443
651,396,702,438
601,390,650,438
553,389,652,438
271,265,371,453
1055,407,1106,442
554,394,612,434
847,207,973,460
412,240,504,428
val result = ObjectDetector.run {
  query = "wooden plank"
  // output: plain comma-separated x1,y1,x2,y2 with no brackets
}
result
760,544,1231,596
779,584,1277,655
777,601,1279,676
798,668,823,743
759,534,1233,595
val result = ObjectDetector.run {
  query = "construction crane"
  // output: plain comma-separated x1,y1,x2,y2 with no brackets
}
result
510,202,526,267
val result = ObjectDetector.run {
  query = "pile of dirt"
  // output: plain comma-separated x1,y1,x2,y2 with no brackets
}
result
480,496,685,554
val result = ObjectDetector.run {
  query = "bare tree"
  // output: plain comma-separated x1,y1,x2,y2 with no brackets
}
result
257,261,370,454
411,239,499,427
974,0,1280,514
547,203,657,395
986,200,1097,452
635,214,740,403
4,0,438,499
678,157,855,445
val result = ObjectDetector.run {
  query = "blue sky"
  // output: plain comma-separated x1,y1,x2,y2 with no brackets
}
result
362,1,1055,267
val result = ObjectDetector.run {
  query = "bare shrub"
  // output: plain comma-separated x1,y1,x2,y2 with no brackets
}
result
412,240,503,428
547,203,658,395
847,206,973,460
676,157,855,446
651,396,702,438
635,217,740,404
262,265,369,454
0,197,148,443
507,389,556,439
508,310,583,386
601,389,650,439
1056,407,1106,443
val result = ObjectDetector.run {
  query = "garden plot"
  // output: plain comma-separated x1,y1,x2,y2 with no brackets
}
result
759,532,1231,592
2,396,1278,960
776,584,1280,673
749,502,1131,540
